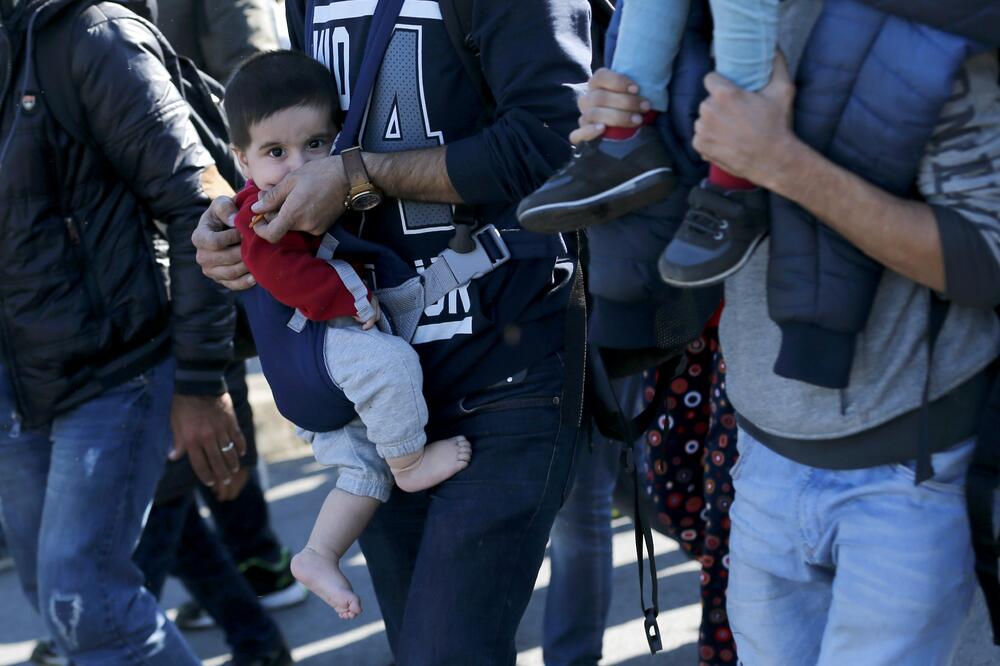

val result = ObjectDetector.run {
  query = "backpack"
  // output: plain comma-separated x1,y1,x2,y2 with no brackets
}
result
34,0,245,193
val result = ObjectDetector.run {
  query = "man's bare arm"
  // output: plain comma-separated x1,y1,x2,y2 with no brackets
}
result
760,137,945,292
692,53,945,291
250,146,461,242
366,145,462,204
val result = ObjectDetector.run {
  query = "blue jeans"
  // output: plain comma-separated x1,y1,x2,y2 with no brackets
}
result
134,492,286,663
728,429,978,665
612,0,779,111
358,353,580,665
0,358,199,665
543,427,621,666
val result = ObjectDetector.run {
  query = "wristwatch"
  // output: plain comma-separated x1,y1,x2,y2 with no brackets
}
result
341,147,383,211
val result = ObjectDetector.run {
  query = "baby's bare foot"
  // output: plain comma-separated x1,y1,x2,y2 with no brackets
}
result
291,547,362,619
393,436,471,493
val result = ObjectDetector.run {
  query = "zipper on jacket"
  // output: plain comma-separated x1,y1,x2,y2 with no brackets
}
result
64,216,80,244
0,26,12,119
65,213,107,319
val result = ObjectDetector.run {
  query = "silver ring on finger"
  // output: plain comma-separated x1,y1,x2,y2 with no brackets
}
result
220,441,235,453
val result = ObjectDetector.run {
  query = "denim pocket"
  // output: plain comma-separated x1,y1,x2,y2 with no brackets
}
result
457,354,565,416
729,431,758,483
889,438,975,497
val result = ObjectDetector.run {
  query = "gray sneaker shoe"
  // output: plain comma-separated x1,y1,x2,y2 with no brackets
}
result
516,125,675,233
658,181,770,287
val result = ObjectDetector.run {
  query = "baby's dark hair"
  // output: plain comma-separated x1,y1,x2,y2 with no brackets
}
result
225,50,340,150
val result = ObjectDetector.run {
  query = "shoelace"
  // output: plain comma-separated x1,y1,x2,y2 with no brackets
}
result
684,206,730,241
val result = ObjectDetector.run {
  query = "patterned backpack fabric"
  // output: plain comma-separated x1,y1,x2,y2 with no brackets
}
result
638,316,740,665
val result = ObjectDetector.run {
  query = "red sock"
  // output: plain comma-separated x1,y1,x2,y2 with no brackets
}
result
603,111,658,141
709,163,754,190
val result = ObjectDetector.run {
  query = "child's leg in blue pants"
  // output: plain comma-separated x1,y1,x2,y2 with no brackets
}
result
610,0,691,113
709,0,781,93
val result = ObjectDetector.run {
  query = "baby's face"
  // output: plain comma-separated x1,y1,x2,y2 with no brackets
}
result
235,104,337,190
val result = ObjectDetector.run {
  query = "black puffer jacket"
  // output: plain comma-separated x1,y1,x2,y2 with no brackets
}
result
0,0,234,428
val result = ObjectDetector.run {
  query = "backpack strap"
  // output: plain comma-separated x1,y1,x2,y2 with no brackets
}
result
913,293,950,482
589,344,663,655
34,1,96,147
969,368,1000,645
438,0,494,118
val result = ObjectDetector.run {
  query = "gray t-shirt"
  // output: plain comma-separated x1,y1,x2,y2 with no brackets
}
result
719,7,1000,450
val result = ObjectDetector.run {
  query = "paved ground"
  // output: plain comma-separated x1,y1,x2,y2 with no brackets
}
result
0,374,997,665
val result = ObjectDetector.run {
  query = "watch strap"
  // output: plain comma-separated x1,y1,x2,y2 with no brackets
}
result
342,147,372,191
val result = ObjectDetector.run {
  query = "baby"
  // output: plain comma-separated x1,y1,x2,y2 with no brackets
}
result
224,50,471,619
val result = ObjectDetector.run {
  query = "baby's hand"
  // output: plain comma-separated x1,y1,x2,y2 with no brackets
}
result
355,294,381,330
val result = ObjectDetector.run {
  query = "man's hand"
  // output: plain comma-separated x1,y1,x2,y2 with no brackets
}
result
212,465,250,502
570,68,651,145
169,393,247,489
193,196,256,290
251,155,349,243
692,53,797,188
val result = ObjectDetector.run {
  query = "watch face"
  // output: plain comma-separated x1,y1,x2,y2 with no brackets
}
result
351,191,382,211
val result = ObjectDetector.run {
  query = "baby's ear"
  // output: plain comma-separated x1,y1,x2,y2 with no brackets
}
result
232,145,251,176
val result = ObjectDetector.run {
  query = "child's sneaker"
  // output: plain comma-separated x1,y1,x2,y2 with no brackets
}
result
658,181,769,287
516,125,675,233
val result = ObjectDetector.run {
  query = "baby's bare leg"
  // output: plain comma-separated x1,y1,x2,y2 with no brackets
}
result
388,436,472,493
291,488,379,619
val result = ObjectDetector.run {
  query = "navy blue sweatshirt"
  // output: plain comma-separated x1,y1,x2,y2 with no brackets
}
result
285,0,591,408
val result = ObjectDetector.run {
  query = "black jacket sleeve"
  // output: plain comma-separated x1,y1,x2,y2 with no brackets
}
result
444,0,592,205
935,205,1000,308
73,15,235,395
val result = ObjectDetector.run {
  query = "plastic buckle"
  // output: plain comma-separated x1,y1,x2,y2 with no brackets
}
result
438,224,511,286
644,609,663,654
474,224,511,265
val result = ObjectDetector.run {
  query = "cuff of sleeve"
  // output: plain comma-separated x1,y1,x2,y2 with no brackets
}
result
446,133,508,205
174,360,229,396
934,204,1000,308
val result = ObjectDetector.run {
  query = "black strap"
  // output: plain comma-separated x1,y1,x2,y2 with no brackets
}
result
333,0,406,154
591,356,674,443
438,0,494,117
590,344,662,654
969,370,1000,645
915,293,950,482
561,237,587,428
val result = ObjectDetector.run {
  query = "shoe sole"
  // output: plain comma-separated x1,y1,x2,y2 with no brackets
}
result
518,168,675,233
176,611,217,631
259,581,309,611
658,231,767,288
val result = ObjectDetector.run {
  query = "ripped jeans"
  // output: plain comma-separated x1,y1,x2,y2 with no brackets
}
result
0,359,199,665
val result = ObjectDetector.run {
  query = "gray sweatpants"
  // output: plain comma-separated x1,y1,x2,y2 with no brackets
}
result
298,319,427,502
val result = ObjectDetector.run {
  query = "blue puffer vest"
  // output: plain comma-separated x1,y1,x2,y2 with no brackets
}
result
769,0,986,389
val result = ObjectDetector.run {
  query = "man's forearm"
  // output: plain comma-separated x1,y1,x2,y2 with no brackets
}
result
763,136,946,292
364,146,464,205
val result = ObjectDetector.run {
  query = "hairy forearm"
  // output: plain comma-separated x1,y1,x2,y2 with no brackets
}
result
764,136,945,292
364,146,464,205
